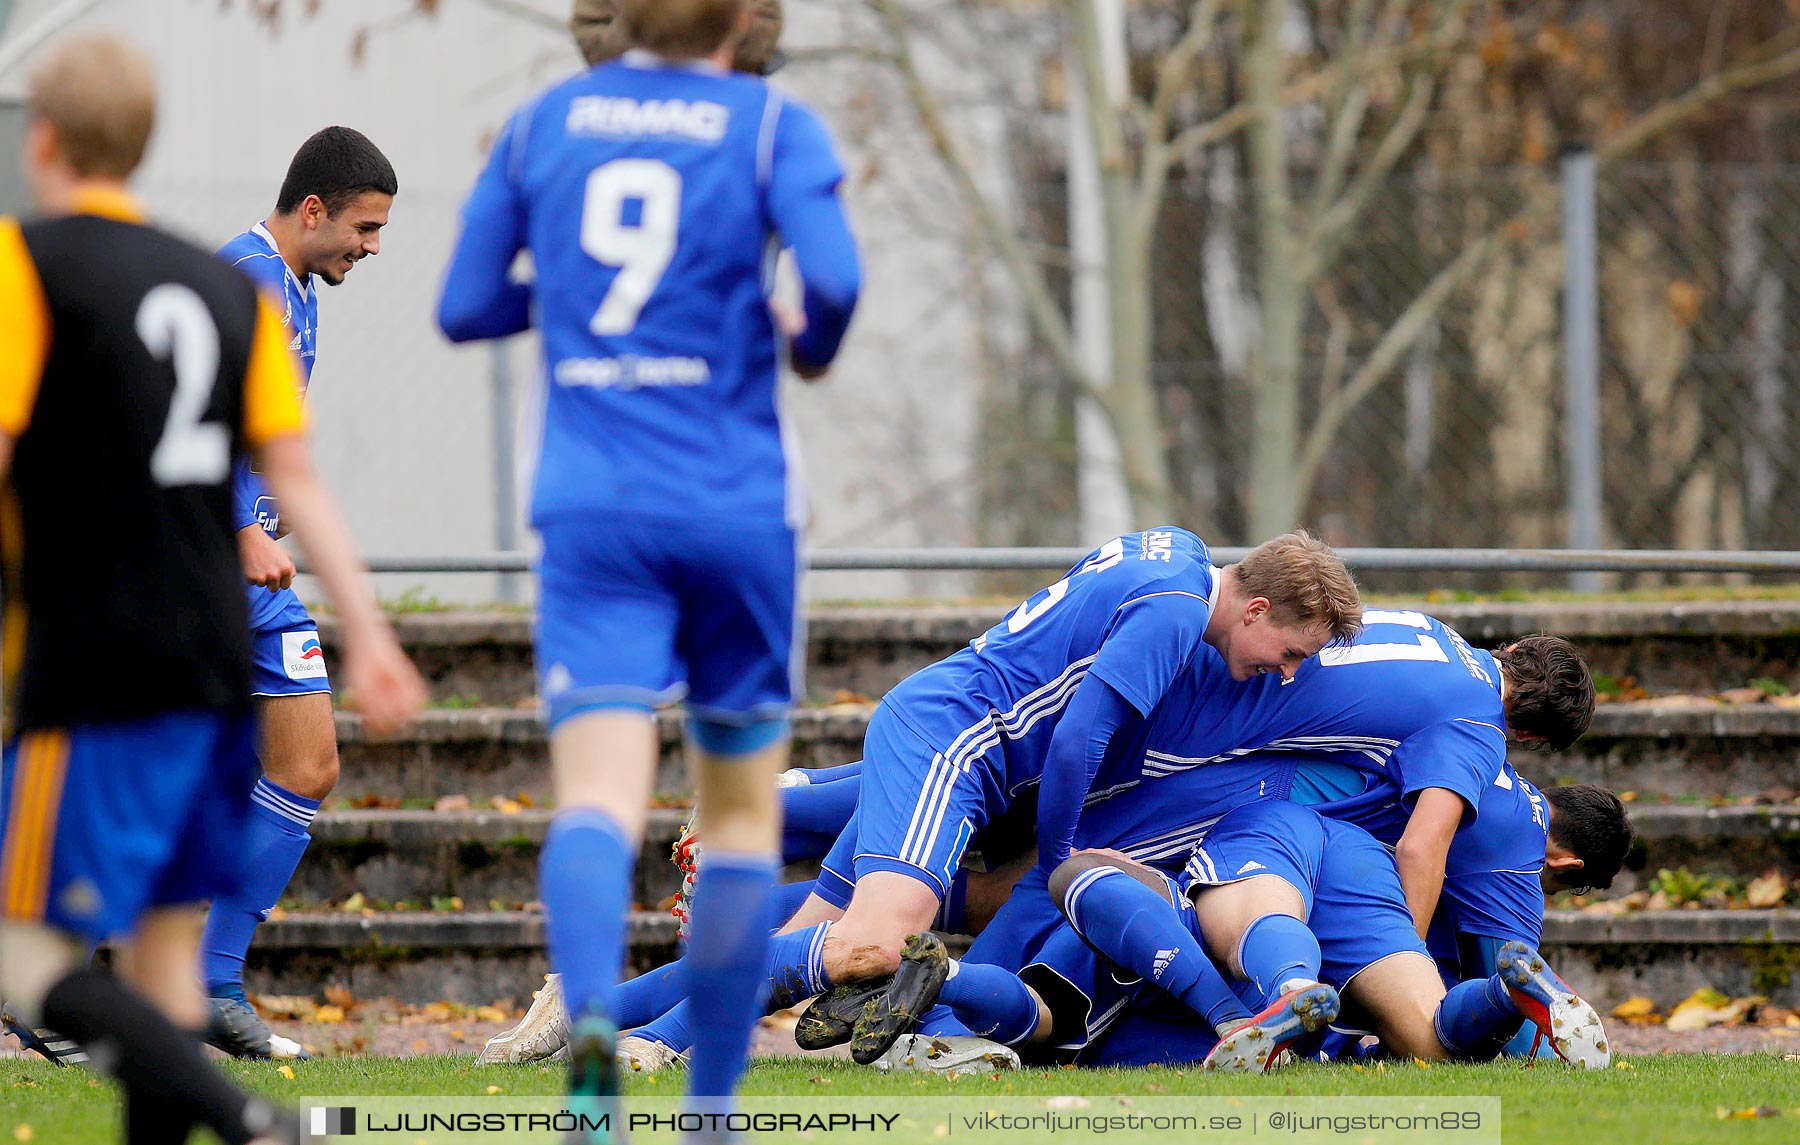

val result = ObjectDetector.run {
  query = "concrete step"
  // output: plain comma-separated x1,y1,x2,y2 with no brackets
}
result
288,803,1798,911
329,600,1800,707
334,699,1800,803
248,910,671,1007
334,705,870,801
1531,698,1800,796
295,808,689,911
242,906,1800,1011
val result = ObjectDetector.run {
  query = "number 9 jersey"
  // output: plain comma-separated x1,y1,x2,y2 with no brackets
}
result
439,51,861,530
0,194,306,734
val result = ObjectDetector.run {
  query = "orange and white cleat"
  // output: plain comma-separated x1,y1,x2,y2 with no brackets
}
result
1202,983,1339,1073
1496,942,1610,1068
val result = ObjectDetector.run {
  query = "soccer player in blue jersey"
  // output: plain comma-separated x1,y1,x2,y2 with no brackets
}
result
760,528,1361,1059
436,0,860,1132
1052,796,1620,1071
200,126,397,1060
841,614,1594,1063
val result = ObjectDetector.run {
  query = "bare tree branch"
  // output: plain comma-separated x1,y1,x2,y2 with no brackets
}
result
1293,22,1800,512
1139,0,1227,242
1146,0,1227,153
867,0,1100,408
1296,74,1435,283
1597,24,1800,162
1165,16,1469,163
465,0,563,32
1305,0,1419,220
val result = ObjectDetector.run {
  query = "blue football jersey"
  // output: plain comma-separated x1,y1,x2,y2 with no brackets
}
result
889,528,1221,796
1070,610,1509,867
218,223,318,628
1256,750,1550,954
438,53,860,529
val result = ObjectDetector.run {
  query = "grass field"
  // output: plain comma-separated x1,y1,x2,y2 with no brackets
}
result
5,1052,1797,1144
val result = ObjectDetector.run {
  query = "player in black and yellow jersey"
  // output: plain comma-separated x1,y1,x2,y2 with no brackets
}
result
0,33,424,1145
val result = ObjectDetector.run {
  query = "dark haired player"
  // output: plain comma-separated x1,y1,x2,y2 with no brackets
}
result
201,126,397,1059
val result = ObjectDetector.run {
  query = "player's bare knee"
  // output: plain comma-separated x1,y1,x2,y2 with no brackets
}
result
821,931,901,980
268,745,339,801
1050,852,1167,914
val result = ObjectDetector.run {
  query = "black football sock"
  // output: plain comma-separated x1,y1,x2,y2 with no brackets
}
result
41,967,283,1145
125,1085,197,1145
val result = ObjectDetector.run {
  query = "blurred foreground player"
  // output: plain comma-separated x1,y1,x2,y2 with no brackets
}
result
0,32,424,1144
203,126,396,1061
572,0,784,74
438,0,860,1137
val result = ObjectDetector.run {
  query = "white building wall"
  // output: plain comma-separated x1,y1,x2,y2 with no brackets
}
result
1,0,1012,604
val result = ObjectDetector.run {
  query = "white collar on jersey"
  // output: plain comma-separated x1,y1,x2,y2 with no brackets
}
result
620,48,728,75
251,220,314,302
1205,564,1224,618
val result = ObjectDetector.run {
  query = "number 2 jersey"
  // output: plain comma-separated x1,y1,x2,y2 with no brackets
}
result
438,51,861,529
0,194,307,731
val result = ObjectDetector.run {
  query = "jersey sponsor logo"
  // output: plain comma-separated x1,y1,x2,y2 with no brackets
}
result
566,96,730,143
554,355,712,390
281,631,329,680
1151,948,1178,979
254,495,280,538
1139,530,1175,561
1235,859,1267,875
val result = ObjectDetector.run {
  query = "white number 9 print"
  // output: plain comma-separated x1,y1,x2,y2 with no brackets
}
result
581,159,682,335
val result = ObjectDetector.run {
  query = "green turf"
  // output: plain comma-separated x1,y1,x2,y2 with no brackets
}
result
5,1053,1797,1144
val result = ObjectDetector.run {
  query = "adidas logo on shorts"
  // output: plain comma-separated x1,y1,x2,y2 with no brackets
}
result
1236,860,1267,875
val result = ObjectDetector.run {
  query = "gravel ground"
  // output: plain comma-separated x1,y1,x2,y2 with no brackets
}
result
7,1014,1795,1062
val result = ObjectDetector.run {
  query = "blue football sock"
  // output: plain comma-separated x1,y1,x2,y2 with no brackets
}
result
616,963,685,1031
800,761,864,784
540,809,635,1022
937,961,1041,1046
1237,913,1322,1006
765,921,833,1007
917,1004,973,1038
683,850,779,1112
1433,975,1524,1061
1062,866,1249,1033
201,778,319,994
781,775,862,861
635,998,693,1051
771,880,815,927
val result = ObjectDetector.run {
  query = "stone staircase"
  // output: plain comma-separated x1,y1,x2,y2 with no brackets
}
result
253,600,1800,1011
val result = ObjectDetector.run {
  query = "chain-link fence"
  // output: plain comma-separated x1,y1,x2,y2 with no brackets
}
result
998,160,1800,587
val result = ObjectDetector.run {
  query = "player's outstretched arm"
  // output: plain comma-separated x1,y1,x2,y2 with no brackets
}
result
767,103,860,378
437,118,533,342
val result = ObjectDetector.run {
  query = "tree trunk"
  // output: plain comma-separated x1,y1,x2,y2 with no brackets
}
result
1245,0,1304,538
1070,0,1174,527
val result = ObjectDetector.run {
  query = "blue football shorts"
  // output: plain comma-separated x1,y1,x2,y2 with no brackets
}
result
0,709,260,942
248,588,331,699
535,515,801,731
1180,800,1428,992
